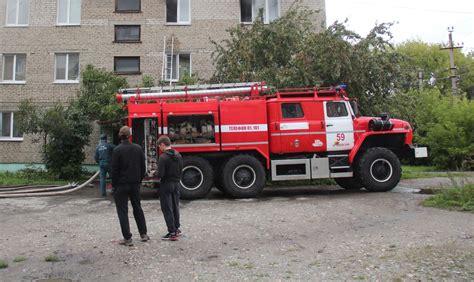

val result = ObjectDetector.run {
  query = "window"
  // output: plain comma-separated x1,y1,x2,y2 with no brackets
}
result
115,0,140,12
114,25,141,42
165,54,190,81
114,57,140,74
57,0,81,25
240,0,279,23
282,103,304,119
2,54,26,82
326,102,348,118
0,112,23,140
166,0,190,24
55,53,79,82
6,0,29,26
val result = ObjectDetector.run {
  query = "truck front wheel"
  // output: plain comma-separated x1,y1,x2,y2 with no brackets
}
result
357,147,401,192
334,177,364,190
221,155,266,198
179,156,214,199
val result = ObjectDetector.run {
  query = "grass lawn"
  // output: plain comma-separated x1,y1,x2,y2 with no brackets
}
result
422,184,474,212
402,165,468,180
0,170,91,186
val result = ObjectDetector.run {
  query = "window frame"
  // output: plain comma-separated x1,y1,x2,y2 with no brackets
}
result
326,101,349,118
5,0,29,26
0,112,23,141
114,25,141,43
114,56,141,75
56,0,81,26
281,103,304,119
115,0,141,13
1,54,26,84
164,53,191,82
240,0,280,24
166,0,191,25
54,53,80,84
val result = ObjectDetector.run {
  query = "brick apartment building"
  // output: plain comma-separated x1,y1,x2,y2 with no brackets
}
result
0,0,325,169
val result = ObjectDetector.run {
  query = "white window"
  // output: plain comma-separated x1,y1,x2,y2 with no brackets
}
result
6,0,29,26
166,0,190,24
2,54,26,83
165,54,191,81
55,53,80,83
0,112,23,141
240,0,279,24
57,0,81,25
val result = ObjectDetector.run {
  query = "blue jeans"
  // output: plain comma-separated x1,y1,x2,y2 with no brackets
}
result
99,161,111,196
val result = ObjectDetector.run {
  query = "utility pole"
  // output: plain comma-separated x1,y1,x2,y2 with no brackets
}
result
440,27,463,95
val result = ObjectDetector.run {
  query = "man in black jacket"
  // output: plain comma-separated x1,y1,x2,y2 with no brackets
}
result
157,135,183,241
111,126,149,246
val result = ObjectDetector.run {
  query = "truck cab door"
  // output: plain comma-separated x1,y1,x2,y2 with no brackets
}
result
278,102,311,153
324,101,354,152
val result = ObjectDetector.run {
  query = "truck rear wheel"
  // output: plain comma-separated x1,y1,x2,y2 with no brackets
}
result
357,147,401,192
179,156,214,199
334,177,364,190
221,155,266,198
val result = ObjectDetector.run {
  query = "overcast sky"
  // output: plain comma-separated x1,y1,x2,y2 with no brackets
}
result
326,0,474,53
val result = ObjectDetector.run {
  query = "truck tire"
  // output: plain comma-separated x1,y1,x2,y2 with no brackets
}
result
179,156,214,199
334,177,364,190
357,147,401,192
221,155,266,198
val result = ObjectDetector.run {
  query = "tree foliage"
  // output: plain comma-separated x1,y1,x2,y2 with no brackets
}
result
17,65,127,179
77,64,128,123
211,7,406,115
396,41,474,97
388,89,474,169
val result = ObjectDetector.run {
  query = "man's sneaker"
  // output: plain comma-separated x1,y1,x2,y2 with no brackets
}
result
176,229,182,237
140,234,150,242
118,238,133,246
161,233,178,241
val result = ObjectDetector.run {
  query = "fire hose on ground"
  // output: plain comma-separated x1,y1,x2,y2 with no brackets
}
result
0,171,100,198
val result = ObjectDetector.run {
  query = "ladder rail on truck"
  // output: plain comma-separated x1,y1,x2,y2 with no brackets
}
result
116,82,427,199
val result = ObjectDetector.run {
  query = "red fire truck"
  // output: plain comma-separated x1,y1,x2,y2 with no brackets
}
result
116,82,427,199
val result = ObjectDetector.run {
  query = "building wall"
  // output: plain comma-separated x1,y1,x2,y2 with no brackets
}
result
0,0,326,166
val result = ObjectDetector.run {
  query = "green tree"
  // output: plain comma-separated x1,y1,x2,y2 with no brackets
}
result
396,41,474,97
211,7,406,115
77,64,128,123
17,65,127,179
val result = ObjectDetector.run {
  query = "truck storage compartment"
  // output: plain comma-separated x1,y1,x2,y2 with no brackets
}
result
167,114,215,144
132,118,159,178
271,159,311,181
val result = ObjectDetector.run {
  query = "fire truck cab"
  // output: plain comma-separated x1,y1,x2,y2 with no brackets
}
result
117,83,427,199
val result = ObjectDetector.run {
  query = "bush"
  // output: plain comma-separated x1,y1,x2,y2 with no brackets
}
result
388,89,474,170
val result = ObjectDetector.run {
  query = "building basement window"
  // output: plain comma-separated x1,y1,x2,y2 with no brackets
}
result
240,0,279,24
55,53,80,83
114,57,140,74
115,0,140,12
6,0,29,26
114,25,141,42
57,0,81,25
2,54,26,83
165,54,190,81
0,112,23,141
166,0,190,24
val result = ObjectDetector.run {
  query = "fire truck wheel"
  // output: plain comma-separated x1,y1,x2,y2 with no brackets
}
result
357,147,401,192
334,177,364,190
221,155,266,198
179,156,214,199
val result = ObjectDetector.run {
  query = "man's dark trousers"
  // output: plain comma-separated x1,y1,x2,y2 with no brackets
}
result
160,181,180,233
114,183,147,240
